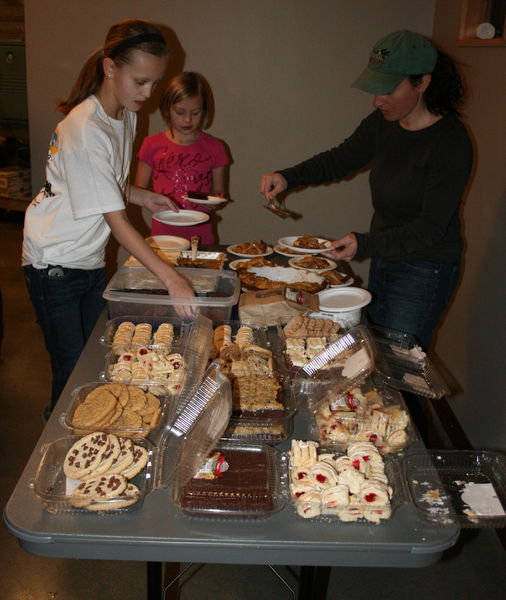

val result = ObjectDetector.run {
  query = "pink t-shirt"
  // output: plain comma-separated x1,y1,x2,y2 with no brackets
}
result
137,131,228,244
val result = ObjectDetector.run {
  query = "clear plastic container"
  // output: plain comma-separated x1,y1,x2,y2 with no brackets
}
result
209,321,297,440
403,450,506,528
61,382,175,440
370,325,451,399
287,440,402,524
277,322,377,410
173,441,290,519
103,266,240,321
31,436,154,515
309,378,415,455
101,315,213,407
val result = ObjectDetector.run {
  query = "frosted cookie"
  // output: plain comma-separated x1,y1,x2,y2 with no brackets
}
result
338,467,365,495
291,465,311,483
338,497,363,522
290,480,318,500
70,473,128,508
132,323,152,347
322,485,349,514
333,456,353,473
308,461,338,489
359,480,390,506
235,326,254,349
112,321,135,353
64,432,111,480
296,491,322,518
363,504,392,524
290,440,318,467
386,429,408,450
153,322,174,347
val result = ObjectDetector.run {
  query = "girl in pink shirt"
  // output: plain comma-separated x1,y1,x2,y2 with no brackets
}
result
135,72,229,244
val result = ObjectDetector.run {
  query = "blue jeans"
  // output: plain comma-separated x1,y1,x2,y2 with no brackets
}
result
367,257,461,350
24,264,106,409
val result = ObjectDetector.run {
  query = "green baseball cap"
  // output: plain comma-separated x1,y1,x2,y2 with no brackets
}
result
352,30,437,95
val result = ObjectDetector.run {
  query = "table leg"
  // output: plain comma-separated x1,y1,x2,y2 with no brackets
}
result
147,561,162,600
298,566,331,600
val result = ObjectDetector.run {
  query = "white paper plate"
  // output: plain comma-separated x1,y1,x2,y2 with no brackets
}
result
328,275,354,288
226,245,274,258
317,287,372,312
153,210,210,226
273,245,311,258
288,256,337,272
278,236,332,254
146,235,191,250
182,195,228,206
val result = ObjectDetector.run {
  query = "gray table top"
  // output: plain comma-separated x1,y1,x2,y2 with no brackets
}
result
4,309,459,568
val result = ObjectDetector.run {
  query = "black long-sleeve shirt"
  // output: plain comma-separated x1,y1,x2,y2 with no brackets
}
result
279,110,473,262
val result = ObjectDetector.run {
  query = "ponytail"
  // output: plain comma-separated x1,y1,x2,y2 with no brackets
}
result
56,49,104,115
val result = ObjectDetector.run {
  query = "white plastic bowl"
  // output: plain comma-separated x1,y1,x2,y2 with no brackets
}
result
311,287,372,328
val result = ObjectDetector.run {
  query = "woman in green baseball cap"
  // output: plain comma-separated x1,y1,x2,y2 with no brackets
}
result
260,30,473,353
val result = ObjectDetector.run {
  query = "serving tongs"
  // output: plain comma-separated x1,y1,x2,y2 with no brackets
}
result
263,198,301,220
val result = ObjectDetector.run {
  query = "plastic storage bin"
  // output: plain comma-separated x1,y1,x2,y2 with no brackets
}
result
103,266,240,321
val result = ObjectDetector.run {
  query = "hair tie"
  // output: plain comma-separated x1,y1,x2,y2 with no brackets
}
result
109,32,166,60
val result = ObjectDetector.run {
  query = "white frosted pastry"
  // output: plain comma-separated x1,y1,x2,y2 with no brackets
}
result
308,461,338,489
290,480,318,500
333,456,353,473
291,465,311,484
363,505,392,524
290,440,318,467
338,496,363,522
296,491,322,518
338,467,365,495
322,485,349,514
359,480,390,506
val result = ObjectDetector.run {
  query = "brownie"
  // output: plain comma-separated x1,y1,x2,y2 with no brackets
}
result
180,449,272,513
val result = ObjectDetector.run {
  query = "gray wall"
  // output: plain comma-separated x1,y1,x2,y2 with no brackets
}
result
24,1,505,449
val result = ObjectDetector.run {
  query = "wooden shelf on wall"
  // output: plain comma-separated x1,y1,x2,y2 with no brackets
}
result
458,0,506,46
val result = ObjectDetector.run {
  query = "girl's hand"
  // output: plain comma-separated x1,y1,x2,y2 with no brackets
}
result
322,233,358,262
128,185,180,213
163,272,196,319
260,173,287,203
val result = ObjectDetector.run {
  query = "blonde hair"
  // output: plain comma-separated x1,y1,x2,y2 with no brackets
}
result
57,19,168,115
160,72,211,129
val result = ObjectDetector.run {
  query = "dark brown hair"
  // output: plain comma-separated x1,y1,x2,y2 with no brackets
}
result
56,19,168,115
159,71,211,129
409,50,466,117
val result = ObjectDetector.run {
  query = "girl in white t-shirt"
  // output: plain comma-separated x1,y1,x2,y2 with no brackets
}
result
22,19,195,415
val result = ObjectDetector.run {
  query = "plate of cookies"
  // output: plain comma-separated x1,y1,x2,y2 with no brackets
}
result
32,433,153,513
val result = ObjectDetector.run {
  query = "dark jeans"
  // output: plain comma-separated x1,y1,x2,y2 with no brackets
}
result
24,264,106,409
367,257,461,350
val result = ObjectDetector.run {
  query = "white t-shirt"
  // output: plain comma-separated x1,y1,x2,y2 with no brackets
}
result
22,95,136,269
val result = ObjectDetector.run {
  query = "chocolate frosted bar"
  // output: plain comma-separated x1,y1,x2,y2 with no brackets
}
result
180,449,272,513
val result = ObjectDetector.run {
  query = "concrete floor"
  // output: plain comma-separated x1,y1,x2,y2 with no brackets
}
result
0,211,504,600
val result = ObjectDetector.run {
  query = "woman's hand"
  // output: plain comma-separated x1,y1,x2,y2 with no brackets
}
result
260,173,287,203
322,233,358,262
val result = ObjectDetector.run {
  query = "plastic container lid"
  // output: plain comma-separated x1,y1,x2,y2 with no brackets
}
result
153,361,233,491
369,325,451,399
